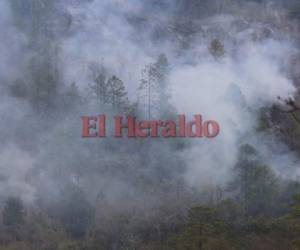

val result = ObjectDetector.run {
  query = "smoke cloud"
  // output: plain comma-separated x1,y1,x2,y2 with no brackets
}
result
0,0,299,213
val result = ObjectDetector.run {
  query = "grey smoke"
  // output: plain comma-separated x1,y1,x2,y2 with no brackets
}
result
0,0,299,210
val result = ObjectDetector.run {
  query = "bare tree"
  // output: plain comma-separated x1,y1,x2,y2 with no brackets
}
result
138,63,160,119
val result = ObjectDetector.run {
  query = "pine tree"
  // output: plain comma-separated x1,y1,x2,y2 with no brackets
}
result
155,54,171,115
106,75,129,111
230,144,279,218
64,82,81,108
9,0,68,112
57,185,94,238
29,53,60,111
138,54,170,118
87,63,109,106
209,39,225,59
2,197,25,227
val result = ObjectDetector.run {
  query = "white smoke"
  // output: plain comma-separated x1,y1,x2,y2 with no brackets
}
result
0,0,299,203
170,17,297,187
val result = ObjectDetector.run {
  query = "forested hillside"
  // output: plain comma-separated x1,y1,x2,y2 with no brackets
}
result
1,0,300,249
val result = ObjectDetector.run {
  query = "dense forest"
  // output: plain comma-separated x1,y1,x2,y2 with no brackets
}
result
1,0,300,249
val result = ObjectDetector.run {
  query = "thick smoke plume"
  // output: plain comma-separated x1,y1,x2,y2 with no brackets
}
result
0,0,299,218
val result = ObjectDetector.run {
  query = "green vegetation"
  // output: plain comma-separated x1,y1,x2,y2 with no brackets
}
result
2,1,300,249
